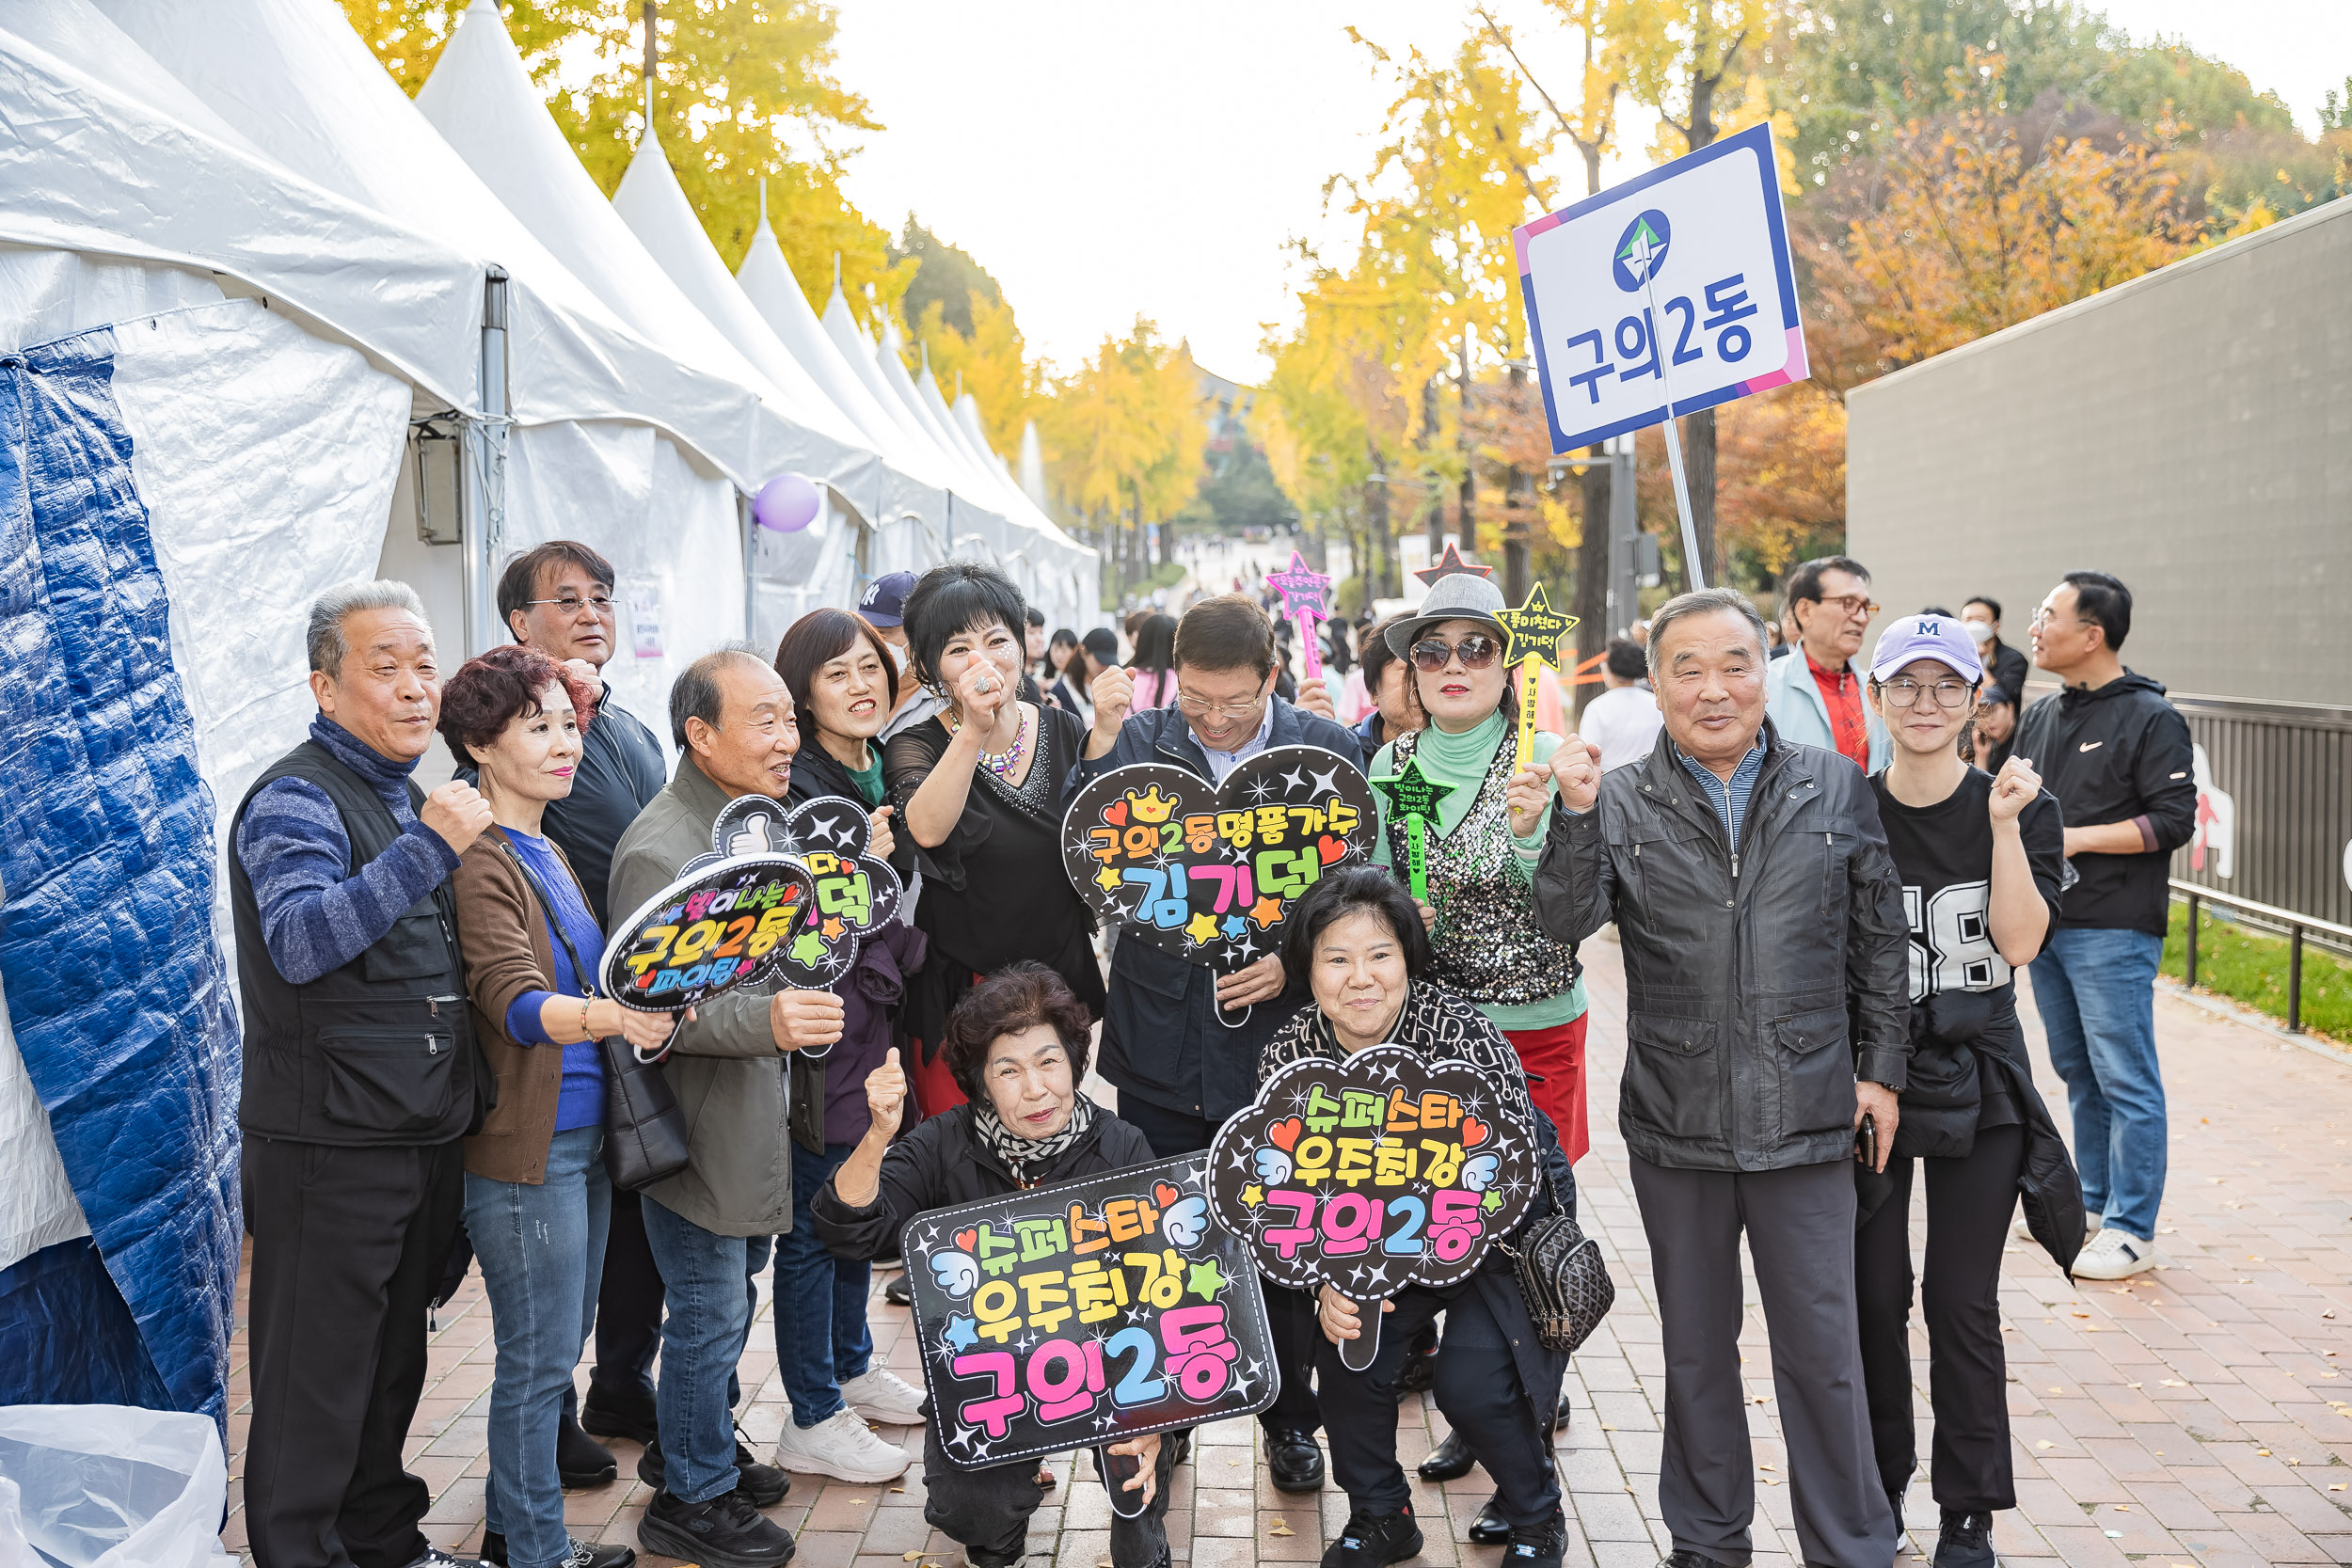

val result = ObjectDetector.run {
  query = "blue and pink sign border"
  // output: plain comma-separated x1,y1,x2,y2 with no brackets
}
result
1514,120,1810,454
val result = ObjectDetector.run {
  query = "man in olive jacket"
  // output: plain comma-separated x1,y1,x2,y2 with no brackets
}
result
1532,589,1910,1568
607,647,846,1563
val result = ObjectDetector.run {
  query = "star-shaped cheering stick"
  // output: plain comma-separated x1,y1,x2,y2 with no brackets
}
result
1412,541,1492,587
1265,550,1333,682
1370,754,1454,903
1494,583,1579,772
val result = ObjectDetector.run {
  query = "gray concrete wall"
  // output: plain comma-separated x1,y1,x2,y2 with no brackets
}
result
1846,198,2352,705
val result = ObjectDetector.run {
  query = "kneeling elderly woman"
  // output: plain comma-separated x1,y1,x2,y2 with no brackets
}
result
813,964,1177,1568
1265,866,1575,1568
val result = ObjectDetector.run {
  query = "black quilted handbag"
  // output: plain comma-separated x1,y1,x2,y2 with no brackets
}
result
1498,1165,1615,1354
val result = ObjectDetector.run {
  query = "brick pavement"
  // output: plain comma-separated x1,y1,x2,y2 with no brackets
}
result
217,937,2352,1567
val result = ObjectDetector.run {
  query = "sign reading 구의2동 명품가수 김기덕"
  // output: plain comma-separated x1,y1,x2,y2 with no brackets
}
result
1515,119,1809,455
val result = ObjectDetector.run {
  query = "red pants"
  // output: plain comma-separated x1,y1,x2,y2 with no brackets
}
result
1505,1013,1589,1164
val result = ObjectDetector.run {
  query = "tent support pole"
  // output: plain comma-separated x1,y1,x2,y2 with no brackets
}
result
740,490,757,643
463,267,511,657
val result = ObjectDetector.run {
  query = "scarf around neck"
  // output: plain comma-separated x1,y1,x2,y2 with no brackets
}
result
972,1093,1098,1188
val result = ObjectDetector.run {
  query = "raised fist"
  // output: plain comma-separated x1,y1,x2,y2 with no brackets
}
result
1551,736,1600,815
421,781,493,857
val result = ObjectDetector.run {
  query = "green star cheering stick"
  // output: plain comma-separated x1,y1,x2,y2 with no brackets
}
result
1370,754,1455,903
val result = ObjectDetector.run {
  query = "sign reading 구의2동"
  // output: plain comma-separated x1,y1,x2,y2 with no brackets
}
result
1515,120,1808,455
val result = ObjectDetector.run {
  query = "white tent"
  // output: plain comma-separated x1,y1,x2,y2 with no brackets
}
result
95,0,769,752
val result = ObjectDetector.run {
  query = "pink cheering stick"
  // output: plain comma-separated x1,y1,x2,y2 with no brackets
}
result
1265,551,1333,681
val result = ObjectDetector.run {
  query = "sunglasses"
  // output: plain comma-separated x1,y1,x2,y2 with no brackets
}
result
1410,634,1502,673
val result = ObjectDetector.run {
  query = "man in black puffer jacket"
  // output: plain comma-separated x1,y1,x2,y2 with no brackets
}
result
1533,588,1908,1568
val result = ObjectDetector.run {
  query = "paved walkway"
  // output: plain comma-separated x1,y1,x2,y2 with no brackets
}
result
218,938,2352,1567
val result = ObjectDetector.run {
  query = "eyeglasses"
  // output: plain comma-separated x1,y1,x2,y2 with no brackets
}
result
1879,676,1975,709
1174,690,1265,721
2028,609,2080,630
1409,634,1502,673
526,594,617,617
1806,593,1879,619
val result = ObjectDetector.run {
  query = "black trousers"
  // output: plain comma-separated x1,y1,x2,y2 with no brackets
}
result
1315,1282,1558,1523
242,1136,465,1568
1115,1094,1322,1437
587,1184,665,1408
921,1418,1176,1567
1853,1123,2025,1514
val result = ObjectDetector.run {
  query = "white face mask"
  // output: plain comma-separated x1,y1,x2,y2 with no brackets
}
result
1961,618,1994,645
882,640,909,673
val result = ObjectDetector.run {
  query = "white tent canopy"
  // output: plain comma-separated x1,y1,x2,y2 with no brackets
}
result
414,0,876,496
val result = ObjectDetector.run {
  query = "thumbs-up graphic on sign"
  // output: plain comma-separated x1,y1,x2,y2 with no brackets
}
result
727,809,780,858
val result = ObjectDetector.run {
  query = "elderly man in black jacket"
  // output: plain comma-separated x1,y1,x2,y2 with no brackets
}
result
1075,593,1359,1493
1533,588,1910,1568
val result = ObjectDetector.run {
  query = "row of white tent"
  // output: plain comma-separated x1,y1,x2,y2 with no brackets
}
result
0,0,1098,774
0,0,1097,1295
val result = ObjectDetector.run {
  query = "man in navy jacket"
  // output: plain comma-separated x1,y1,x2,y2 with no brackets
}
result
1076,594,1360,1491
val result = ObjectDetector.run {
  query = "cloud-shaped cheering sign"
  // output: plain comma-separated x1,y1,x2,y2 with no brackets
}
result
1207,1045,1537,1366
1060,744,1377,973
599,792,902,1011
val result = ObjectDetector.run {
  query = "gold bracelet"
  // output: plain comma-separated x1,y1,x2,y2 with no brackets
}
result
580,998,592,1037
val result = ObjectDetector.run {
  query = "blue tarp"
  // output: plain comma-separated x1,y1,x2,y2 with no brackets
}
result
0,332,241,1424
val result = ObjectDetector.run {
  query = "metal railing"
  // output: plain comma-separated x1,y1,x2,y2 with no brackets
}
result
2168,692,2352,943
2170,879,2352,1036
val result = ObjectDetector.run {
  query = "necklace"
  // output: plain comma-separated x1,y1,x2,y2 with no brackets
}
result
948,704,1028,777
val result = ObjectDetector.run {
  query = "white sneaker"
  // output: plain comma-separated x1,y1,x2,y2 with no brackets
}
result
2016,1212,2098,1243
2071,1227,2157,1280
840,1366,927,1426
771,1406,911,1481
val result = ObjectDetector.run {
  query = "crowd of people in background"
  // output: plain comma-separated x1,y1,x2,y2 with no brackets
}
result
226,533,2195,1568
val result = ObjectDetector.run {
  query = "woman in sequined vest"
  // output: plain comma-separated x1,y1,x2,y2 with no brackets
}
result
1369,574,1590,1160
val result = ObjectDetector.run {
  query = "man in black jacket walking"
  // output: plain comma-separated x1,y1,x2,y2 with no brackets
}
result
1533,588,1909,1568
2014,572,2195,1279
1076,594,1359,1493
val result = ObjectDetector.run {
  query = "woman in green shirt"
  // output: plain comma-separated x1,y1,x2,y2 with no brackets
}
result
1368,574,1590,1165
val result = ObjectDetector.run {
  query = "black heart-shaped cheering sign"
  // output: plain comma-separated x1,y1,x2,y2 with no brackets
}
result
1059,744,1376,973
695,794,903,990
600,855,818,1012
601,793,903,1010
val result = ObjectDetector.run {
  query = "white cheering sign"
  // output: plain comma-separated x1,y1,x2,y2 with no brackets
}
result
1515,121,1808,456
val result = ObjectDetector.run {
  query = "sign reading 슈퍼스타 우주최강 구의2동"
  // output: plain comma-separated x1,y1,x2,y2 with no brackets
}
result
901,1152,1278,1469
1060,746,1379,974
1513,119,1809,456
1207,1045,1538,1371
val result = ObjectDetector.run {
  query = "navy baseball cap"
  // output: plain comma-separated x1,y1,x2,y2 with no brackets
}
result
858,570,917,628
1869,612,1983,683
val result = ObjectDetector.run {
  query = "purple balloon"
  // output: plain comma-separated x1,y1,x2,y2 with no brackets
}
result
755,471,821,533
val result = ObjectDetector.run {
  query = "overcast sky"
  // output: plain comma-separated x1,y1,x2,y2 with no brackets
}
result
829,0,2351,385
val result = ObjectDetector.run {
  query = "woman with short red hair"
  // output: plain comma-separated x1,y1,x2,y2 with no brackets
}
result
440,643,670,1568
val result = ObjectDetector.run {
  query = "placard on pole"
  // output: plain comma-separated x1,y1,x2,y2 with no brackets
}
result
1513,121,1809,591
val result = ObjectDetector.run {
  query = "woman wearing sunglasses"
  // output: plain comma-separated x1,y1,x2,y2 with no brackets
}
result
1366,573,1588,1508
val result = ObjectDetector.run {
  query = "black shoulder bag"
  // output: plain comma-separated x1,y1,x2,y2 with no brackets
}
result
491,832,691,1192
1498,1161,1615,1355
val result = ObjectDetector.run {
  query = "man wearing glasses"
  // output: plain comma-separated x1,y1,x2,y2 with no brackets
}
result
487,543,670,1471
1076,594,1359,1494
1765,555,1888,773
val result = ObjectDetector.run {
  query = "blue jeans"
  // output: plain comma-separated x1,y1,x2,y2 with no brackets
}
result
2029,926,2167,1239
468,1126,612,1568
771,1141,873,1429
641,1192,775,1503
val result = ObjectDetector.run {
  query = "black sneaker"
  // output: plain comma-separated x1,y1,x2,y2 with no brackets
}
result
637,1488,796,1568
637,1436,791,1509
580,1386,660,1445
1502,1511,1565,1568
558,1410,617,1488
482,1534,635,1568
1934,1509,1995,1568
883,1274,913,1307
1321,1505,1421,1568
398,1550,485,1568
1658,1554,1733,1568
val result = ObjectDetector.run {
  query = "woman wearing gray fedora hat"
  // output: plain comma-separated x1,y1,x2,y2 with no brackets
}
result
1365,571,1590,1509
